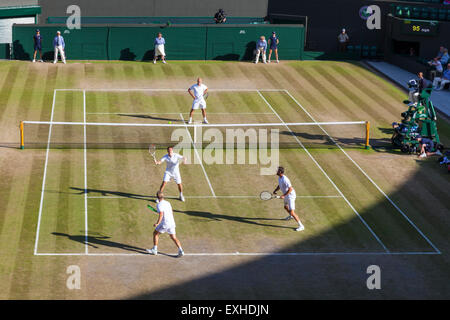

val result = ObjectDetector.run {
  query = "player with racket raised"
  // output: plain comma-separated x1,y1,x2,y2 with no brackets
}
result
153,146,187,202
187,77,208,124
146,191,184,257
273,166,305,231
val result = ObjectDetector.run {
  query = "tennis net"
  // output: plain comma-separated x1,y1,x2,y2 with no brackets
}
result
19,120,370,150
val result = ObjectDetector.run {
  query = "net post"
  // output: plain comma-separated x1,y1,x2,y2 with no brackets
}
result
365,121,370,149
20,121,24,149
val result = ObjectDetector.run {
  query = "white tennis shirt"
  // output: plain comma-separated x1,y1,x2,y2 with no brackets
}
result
278,175,296,199
189,83,208,101
161,153,184,174
156,200,176,228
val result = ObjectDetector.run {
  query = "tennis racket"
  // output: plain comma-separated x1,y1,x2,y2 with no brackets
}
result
203,92,209,100
149,144,156,162
147,204,158,213
260,191,281,200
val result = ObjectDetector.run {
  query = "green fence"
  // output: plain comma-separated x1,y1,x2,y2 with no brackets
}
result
0,43,10,59
46,16,267,25
12,24,304,61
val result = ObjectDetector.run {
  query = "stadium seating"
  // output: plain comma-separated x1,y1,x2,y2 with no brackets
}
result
391,1,450,21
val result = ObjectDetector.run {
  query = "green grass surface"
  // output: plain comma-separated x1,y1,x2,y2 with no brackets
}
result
0,60,449,299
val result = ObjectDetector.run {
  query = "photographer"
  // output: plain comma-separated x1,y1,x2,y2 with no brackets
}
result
214,9,227,24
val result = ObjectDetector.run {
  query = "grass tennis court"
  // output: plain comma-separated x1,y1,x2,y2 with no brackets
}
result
0,60,449,299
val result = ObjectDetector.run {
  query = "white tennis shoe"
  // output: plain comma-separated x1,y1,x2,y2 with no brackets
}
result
295,225,305,232
180,194,185,202
146,248,158,255
284,215,293,221
177,249,184,257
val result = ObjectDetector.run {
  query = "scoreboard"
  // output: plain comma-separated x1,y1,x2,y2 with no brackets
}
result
401,19,440,36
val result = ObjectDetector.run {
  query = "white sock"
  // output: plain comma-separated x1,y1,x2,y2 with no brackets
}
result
204,117,207,121
178,247,183,251
153,245,157,250
180,192,183,196
189,117,192,122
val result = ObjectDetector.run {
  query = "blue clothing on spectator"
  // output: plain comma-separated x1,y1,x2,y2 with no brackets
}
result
53,36,65,48
442,69,450,80
33,34,42,50
421,138,434,151
269,35,278,49
154,37,165,45
441,53,449,65
256,39,267,51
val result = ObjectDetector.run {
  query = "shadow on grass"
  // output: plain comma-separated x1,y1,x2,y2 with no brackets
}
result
70,187,153,201
174,209,294,230
118,114,184,122
51,232,147,253
279,130,393,151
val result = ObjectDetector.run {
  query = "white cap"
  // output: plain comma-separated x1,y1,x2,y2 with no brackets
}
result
342,28,346,32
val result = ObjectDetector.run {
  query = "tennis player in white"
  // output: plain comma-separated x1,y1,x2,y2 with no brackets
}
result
154,146,186,202
273,166,305,231
147,191,184,257
187,77,208,124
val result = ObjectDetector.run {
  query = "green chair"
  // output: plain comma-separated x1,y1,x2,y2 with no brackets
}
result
404,6,412,18
412,7,421,19
354,45,361,57
429,8,438,20
362,45,369,57
370,46,377,58
420,7,430,20
438,8,447,21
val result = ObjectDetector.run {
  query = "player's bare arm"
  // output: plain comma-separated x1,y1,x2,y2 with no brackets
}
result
188,88,196,99
273,185,280,194
280,186,293,199
154,210,164,227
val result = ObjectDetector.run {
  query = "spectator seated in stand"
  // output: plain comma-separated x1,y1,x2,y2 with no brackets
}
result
214,9,227,24
440,49,449,67
432,64,450,91
428,57,443,75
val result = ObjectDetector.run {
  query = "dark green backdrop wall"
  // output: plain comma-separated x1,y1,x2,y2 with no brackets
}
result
12,24,304,61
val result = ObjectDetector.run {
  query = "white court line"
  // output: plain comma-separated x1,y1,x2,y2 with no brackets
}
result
33,90,57,255
85,195,343,199
23,121,366,127
55,88,286,92
83,90,88,254
34,251,441,257
257,90,389,253
86,112,275,115
179,113,216,197
283,90,441,254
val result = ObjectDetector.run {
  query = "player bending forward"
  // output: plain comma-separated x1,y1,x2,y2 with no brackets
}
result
273,166,305,231
154,146,187,202
187,77,208,124
147,191,184,257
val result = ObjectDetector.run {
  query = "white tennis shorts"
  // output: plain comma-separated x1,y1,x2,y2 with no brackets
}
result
192,98,207,110
156,224,176,235
163,170,182,184
155,44,165,57
284,196,296,211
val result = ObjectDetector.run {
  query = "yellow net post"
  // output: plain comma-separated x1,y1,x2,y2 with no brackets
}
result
365,121,370,149
20,121,24,149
